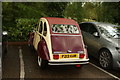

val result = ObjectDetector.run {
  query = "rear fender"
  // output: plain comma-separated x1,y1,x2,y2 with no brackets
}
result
28,32,34,45
37,39,50,60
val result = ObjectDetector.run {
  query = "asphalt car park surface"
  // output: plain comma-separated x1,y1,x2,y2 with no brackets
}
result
2,45,120,80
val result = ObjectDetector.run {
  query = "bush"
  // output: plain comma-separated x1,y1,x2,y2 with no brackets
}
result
3,18,38,41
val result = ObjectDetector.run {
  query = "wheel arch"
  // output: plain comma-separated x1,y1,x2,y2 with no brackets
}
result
37,39,50,60
99,47,113,58
98,47,113,69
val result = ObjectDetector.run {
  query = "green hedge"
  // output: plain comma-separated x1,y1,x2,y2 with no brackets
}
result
4,18,119,42
3,18,38,41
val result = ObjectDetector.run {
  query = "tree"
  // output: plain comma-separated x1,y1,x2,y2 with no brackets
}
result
83,2,98,21
43,2,68,17
64,2,83,23
2,2,68,41
95,2,119,24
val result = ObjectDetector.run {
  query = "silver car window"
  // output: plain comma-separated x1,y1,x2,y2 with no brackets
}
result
98,25,120,38
88,24,98,34
80,23,90,32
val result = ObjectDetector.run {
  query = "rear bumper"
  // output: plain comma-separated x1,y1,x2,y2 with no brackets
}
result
48,59,89,65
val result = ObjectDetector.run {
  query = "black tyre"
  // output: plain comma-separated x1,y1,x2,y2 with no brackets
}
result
99,49,112,69
38,56,48,69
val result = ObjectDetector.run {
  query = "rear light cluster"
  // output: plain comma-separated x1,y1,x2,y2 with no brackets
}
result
79,54,85,58
53,55,59,59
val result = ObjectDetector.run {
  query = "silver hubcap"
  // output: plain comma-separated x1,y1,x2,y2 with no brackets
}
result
99,51,110,68
38,56,42,67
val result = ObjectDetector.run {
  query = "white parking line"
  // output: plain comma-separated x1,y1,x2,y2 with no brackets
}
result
89,62,120,80
19,47,25,80
0,58,2,80
0,42,2,79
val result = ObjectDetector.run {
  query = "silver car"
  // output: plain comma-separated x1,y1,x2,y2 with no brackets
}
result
79,22,120,69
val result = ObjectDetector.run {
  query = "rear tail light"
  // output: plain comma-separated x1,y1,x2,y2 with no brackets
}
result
53,55,59,59
79,54,85,58
75,64,81,67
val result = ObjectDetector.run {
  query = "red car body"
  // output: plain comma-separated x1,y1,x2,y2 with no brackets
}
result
28,17,89,67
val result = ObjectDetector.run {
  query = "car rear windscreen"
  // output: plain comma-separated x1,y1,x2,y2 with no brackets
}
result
52,24,79,34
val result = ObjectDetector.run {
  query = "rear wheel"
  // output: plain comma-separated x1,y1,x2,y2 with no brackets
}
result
38,56,48,69
99,49,112,69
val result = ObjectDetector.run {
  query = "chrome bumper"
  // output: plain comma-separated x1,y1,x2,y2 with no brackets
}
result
48,60,89,65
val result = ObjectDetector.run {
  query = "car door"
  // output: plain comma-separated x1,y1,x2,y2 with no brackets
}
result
86,23,100,57
33,21,43,50
33,23,39,49
80,23,92,47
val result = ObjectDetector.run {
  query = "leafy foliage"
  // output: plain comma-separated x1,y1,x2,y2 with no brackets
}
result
3,18,38,41
83,2,97,20
64,2,83,23
100,2,119,24
2,2,120,41
2,2,67,41
43,2,68,17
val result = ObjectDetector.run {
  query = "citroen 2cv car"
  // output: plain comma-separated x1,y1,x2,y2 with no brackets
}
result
28,17,89,68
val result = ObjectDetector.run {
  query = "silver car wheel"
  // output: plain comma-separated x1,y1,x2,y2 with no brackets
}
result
99,50,112,69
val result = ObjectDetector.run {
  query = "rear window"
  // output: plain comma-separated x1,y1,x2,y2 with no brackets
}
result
52,24,79,34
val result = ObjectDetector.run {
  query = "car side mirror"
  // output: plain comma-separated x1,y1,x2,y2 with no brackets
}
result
3,31,8,36
93,32,99,37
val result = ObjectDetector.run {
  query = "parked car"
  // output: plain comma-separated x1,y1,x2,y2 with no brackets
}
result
28,17,89,68
79,22,120,69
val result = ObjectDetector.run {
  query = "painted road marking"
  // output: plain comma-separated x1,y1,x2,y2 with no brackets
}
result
89,62,120,80
19,46,25,80
0,42,2,79
0,58,1,80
